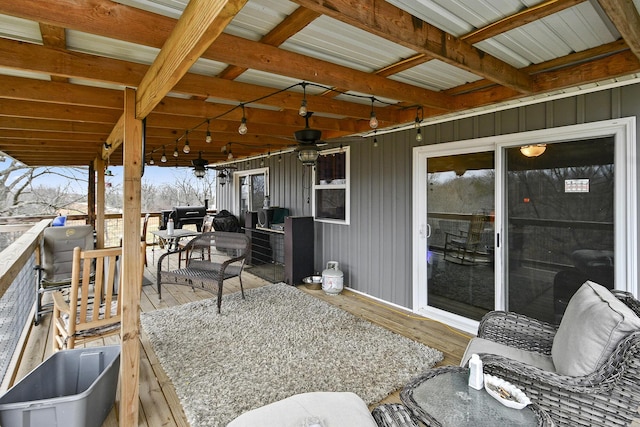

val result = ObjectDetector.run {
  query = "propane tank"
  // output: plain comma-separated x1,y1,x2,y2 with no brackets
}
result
322,261,344,295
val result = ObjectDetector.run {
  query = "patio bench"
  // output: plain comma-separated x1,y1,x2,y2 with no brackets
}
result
156,231,249,313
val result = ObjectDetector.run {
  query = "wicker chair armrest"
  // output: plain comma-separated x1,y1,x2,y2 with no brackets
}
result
480,354,610,394
481,330,640,395
478,311,557,355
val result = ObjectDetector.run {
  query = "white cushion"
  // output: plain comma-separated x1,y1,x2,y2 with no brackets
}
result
461,338,555,372
227,392,378,427
552,281,640,376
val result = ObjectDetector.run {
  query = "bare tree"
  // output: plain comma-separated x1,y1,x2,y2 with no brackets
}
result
0,155,88,216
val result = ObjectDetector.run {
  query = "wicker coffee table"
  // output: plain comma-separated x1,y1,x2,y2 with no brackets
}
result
400,366,554,427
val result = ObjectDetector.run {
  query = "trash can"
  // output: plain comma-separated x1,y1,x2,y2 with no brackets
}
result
0,345,120,427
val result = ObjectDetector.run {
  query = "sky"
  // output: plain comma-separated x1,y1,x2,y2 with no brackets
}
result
0,158,200,193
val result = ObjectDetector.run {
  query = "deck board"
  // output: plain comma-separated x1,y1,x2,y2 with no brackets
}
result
12,247,470,426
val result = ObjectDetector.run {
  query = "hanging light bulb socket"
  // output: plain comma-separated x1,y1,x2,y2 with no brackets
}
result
183,132,191,154
369,97,378,129
205,119,212,143
299,82,308,116
415,106,424,142
238,104,248,135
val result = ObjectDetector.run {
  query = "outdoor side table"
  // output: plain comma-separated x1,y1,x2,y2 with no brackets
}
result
400,366,554,427
150,229,199,263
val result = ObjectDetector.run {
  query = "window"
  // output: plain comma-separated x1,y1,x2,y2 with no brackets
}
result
233,167,268,226
313,147,349,224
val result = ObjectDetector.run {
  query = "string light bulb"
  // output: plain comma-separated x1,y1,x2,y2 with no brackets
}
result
415,106,424,142
227,143,233,160
161,148,167,163
149,155,155,165
299,82,308,116
369,97,378,129
205,120,212,143
183,132,191,154
238,104,248,135
173,144,179,158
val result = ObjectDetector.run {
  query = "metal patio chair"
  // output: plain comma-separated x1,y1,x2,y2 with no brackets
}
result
34,224,94,325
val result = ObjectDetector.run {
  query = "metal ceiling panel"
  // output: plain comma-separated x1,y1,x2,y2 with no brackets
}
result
223,0,298,41
113,0,187,19
385,0,529,36
281,15,416,73
116,0,298,41
66,30,159,65
0,67,50,81
475,2,618,67
391,59,483,91
0,14,42,44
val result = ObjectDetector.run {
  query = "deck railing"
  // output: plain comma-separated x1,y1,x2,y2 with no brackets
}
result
0,213,165,390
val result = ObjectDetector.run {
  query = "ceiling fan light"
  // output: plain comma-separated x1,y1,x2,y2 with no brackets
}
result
194,166,206,178
298,147,319,166
520,144,546,157
217,171,228,186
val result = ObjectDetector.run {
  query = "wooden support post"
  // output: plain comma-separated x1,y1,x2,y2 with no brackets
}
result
87,161,95,228
94,157,105,249
120,87,142,427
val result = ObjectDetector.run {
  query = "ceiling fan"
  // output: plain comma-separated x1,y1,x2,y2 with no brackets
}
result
294,112,323,166
191,151,237,184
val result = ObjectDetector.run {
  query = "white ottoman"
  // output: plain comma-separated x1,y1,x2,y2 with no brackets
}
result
227,392,379,427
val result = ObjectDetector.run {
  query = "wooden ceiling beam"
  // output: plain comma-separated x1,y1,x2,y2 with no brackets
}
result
218,6,321,80
0,130,106,142
135,0,247,120
0,0,452,109
0,39,403,123
597,0,640,60
0,99,122,124
452,50,640,111
38,23,67,83
0,117,113,134
291,0,533,94
463,0,585,44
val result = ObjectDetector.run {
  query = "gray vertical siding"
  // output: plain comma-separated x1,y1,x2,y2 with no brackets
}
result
217,83,640,310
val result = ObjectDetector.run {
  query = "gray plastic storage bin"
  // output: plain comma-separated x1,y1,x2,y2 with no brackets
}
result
0,345,120,427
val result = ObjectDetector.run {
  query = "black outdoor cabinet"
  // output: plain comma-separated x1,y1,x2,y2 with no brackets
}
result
284,216,314,285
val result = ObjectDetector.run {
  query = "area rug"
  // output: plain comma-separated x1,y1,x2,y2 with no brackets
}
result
141,283,443,427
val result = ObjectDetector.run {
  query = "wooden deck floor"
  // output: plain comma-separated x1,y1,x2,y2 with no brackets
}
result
12,249,471,426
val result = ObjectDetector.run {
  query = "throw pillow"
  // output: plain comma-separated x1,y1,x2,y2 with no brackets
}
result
552,281,640,376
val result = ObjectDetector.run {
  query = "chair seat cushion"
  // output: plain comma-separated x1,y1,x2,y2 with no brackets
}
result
461,338,556,372
227,392,378,427
552,281,640,376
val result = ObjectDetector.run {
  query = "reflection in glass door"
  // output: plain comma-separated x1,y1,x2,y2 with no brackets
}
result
426,152,495,321
504,138,615,324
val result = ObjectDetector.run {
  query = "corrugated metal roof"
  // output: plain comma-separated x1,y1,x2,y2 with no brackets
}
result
391,59,483,91
282,15,416,74
0,0,638,166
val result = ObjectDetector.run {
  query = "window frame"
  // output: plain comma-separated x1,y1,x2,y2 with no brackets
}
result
232,167,269,223
312,146,350,225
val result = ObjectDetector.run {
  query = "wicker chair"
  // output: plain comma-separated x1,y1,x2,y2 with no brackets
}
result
469,289,640,426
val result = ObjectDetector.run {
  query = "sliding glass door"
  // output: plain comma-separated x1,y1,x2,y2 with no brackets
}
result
504,138,614,324
425,152,495,321
413,118,636,334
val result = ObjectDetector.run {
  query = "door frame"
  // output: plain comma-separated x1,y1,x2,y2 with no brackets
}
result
413,117,637,334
